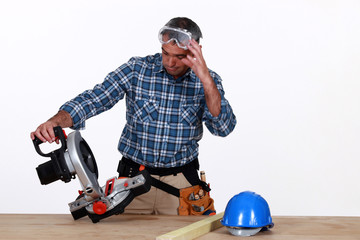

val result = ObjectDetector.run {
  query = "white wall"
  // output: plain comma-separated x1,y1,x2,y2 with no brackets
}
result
1,0,359,216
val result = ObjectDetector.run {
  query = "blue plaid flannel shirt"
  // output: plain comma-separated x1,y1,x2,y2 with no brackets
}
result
60,53,236,168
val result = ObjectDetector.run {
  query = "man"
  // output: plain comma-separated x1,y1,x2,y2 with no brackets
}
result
31,17,236,215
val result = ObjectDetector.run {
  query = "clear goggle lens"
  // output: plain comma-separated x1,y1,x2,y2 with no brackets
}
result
158,26,192,50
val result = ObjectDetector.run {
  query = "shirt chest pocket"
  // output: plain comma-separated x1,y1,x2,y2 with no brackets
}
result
133,94,159,123
180,98,203,126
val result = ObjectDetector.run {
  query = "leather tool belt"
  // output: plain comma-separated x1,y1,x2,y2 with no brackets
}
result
117,157,215,215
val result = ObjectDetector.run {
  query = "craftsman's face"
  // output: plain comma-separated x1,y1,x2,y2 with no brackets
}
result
161,42,190,79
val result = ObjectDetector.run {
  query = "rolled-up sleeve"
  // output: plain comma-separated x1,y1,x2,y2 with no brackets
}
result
202,72,237,137
59,58,135,130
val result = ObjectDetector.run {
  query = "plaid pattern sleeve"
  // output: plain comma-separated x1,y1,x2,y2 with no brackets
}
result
203,71,237,137
59,58,135,130
60,54,236,168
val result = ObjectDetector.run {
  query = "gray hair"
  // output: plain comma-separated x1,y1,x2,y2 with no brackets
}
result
164,17,203,43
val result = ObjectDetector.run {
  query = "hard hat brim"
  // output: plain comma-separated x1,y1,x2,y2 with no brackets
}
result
226,227,262,236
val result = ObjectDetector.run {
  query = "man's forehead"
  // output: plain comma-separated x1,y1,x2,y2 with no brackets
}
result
162,43,189,55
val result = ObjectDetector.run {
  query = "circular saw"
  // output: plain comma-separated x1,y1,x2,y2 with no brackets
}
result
33,126,151,223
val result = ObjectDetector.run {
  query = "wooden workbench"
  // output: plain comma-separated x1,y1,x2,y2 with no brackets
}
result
1,214,360,240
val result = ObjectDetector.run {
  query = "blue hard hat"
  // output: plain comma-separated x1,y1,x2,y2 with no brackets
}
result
221,191,274,229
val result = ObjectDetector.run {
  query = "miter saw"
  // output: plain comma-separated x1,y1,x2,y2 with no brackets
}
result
33,126,151,223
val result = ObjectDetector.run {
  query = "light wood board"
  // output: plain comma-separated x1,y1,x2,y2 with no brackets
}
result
156,212,224,240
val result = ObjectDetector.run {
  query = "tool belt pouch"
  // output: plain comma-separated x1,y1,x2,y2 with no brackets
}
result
178,185,215,216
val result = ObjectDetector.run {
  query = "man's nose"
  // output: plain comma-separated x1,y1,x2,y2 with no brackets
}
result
168,57,176,67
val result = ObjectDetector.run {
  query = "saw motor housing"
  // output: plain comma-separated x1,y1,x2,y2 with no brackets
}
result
33,126,151,223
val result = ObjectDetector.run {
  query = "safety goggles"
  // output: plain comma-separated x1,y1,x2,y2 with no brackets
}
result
158,26,192,50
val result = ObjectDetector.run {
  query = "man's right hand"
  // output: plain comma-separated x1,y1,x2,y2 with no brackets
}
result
30,110,73,143
31,121,59,143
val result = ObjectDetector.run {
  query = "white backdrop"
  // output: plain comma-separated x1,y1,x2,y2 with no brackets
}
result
1,0,359,216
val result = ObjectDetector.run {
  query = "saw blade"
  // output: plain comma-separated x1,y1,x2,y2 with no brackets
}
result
79,139,98,179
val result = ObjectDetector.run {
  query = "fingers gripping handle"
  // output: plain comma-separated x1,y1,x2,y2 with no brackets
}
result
33,126,67,157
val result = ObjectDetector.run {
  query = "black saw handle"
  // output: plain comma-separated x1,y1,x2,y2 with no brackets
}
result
33,126,67,157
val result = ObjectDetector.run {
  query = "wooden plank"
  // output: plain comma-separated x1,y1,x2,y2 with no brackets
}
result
156,212,224,240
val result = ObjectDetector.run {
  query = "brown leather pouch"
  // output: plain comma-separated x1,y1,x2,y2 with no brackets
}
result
178,185,216,215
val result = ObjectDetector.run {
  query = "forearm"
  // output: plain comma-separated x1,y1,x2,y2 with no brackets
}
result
204,98,237,137
183,39,221,116
201,72,237,137
48,110,73,128
202,74,221,117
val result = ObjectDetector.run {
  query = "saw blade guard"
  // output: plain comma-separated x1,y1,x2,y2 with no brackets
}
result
66,130,102,199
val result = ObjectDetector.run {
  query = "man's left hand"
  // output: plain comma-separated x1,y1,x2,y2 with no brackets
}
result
181,39,221,117
181,39,212,82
